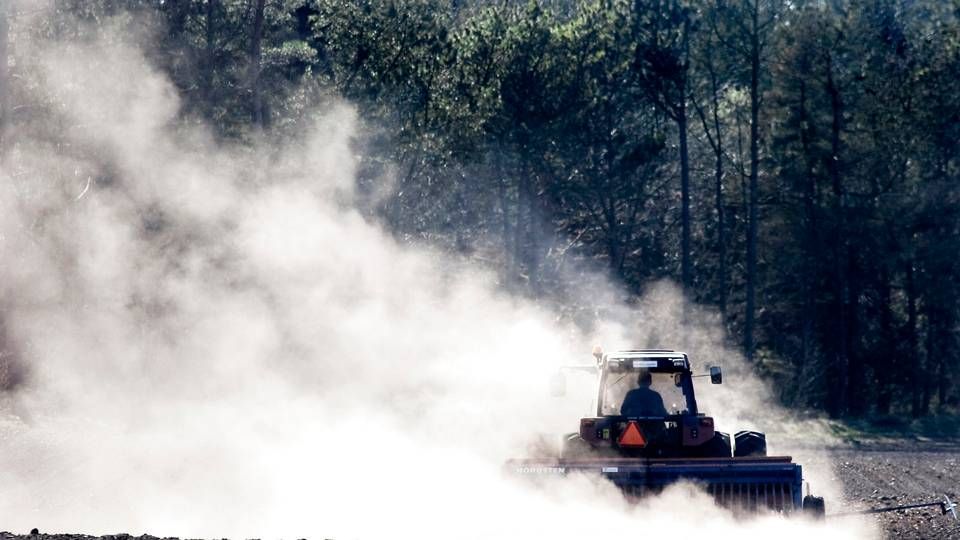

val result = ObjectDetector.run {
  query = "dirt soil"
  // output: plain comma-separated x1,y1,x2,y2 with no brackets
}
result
1,441,957,540
825,440,960,539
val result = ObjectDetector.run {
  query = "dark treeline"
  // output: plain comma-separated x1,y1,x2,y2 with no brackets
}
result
1,0,959,418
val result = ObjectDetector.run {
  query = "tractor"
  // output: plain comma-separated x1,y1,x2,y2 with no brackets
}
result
510,349,825,516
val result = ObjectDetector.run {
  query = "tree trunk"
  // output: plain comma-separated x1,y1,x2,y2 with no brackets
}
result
847,256,863,414
922,306,935,415
906,261,921,416
711,87,726,318
515,145,531,291
203,0,218,113
679,20,692,298
938,313,949,411
693,45,726,316
744,2,761,363
495,149,514,286
876,268,893,415
521,160,542,295
798,77,818,405
679,105,692,295
249,0,266,128
826,54,848,415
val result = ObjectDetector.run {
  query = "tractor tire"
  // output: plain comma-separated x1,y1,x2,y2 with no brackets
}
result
560,433,595,459
733,430,767,457
700,431,732,457
802,495,826,519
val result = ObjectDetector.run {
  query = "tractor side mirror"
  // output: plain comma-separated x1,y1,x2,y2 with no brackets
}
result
710,366,723,384
549,372,567,397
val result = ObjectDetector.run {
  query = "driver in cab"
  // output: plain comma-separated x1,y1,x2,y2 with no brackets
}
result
620,369,668,417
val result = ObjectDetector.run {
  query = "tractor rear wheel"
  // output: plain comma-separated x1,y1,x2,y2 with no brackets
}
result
700,431,732,457
734,431,767,457
802,495,826,518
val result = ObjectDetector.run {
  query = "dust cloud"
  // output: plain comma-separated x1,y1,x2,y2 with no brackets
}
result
0,22,872,540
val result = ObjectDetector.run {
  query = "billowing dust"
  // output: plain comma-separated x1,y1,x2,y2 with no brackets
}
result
0,24,872,540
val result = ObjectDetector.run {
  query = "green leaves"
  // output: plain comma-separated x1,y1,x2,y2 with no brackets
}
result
15,0,960,416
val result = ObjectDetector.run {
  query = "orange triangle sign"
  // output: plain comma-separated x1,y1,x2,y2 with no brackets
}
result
618,421,647,448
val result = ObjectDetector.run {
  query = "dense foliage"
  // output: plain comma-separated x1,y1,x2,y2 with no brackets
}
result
2,0,958,418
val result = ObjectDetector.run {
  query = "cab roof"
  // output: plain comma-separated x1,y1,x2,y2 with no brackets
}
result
606,349,688,359
603,350,690,371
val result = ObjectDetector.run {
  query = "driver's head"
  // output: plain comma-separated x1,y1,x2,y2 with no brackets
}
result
637,369,653,387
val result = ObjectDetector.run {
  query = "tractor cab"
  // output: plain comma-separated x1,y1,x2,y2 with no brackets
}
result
597,351,700,417
559,349,730,458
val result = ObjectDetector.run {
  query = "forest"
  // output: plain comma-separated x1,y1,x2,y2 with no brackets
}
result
0,0,958,419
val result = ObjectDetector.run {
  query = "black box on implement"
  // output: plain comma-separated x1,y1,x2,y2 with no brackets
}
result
514,349,824,516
